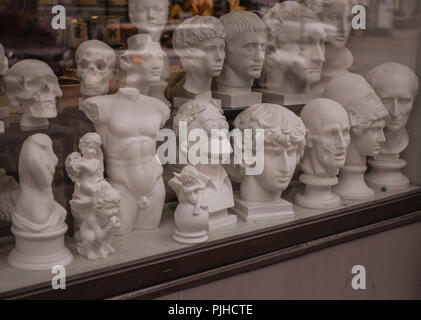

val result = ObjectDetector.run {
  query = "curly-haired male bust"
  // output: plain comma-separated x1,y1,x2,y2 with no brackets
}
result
172,15,226,101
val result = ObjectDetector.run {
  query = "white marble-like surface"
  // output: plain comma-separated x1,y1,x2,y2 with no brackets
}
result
0,185,419,296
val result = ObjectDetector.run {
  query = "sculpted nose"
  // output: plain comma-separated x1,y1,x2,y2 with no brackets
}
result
391,99,400,116
312,43,325,64
255,47,265,63
378,129,386,143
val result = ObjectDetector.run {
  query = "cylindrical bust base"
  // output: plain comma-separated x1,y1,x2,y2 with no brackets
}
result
8,224,73,271
333,165,374,200
366,158,409,191
173,229,208,244
295,174,341,209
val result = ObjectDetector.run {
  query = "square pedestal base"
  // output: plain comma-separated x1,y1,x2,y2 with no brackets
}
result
260,90,319,106
208,209,237,231
212,91,262,109
230,195,294,223
174,97,222,109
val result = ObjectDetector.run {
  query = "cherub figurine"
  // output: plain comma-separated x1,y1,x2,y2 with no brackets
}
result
173,166,208,215
169,166,210,244
65,133,104,197
75,181,121,260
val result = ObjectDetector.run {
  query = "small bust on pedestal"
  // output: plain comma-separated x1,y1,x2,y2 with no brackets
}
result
295,98,350,209
76,40,116,98
128,0,171,106
120,34,165,95
306,0,357,94
324,73,389,200
172,99,236,231
171,15,226,108
365,62,419,190
3,60,62,131
261,1,327,105
8,134,73,270
232,103,306,221
213,11,267,109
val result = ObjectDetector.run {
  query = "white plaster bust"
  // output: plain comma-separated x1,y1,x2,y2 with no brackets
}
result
120,34,165,95
233,103,306,203
76,40,116,97
324,73,389,199
128,0,169,42
80,87,170,235
295,98,350,208
172,15,226,100
8,134,73,270
173,100,235,229
366,62,419,158
215,11,267,94
306,0,356,79
3,59,62,131
263,1,327,94
324,74,388,165
300,98,350,177
13,134,66,231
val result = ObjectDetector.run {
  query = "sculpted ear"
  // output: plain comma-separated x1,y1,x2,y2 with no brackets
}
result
119,53,133,71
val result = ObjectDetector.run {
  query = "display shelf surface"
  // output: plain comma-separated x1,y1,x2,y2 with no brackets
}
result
0,185,419,297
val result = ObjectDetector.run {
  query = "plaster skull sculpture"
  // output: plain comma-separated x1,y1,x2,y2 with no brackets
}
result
215,11,267,94
3,59,62,131
80,87,170,235
295,98,351,209
168,165,209,244
128,0,169,42
8,134,73,270
120,34,166,95
172,99,236,230
262,1,327,95
172,15,226,101
76,40,116,97
305,0,357,93
323,73,389,200
365,62,419,190
232,103,306,221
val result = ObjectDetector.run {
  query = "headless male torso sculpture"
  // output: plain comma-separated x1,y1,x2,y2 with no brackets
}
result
81,87,170,235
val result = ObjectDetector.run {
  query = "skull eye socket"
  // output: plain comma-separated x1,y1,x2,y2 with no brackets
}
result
96,61,107,71
25,77,41,90
79,59,90,69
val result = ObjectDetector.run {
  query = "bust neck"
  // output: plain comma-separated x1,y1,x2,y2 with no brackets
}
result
216,66,253,94
266,68,308,94
345,142,367,167
240,175,282,203
118,87,141,101
184,71,212,96
125,78,150,95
